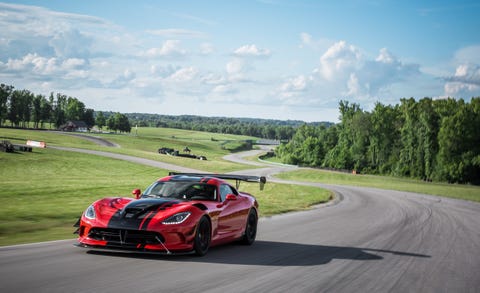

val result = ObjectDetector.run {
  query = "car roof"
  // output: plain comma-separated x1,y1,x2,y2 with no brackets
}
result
161,174,227,186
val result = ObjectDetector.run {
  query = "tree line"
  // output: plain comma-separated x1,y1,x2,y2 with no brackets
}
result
276,98,480,185
123,113,331,140
95,111,131,133
0,84,131,133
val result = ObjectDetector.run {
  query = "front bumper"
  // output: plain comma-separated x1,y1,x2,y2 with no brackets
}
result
77,224,197,253
73,242,194,255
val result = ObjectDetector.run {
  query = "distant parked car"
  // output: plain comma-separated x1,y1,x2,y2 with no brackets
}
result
0,140,14,152
158,147,175,154
158,147,207,160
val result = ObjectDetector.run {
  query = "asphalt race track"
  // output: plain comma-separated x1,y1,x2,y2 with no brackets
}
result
1,146,479,292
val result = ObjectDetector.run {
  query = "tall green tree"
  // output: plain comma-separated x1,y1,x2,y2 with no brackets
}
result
19,90,33,128
436,98,480,184
417,98,440,180
0,84,13,127
106,112,131,133
95,111,106,129
368,102,401,174
32,94,44,129
276,124,324,166
396,98,419,177
82,108,95,129
324,100,361,170
53,93,67,128
8,90,23,127
349,111,371,171
40,96,53,128
65,97,86,121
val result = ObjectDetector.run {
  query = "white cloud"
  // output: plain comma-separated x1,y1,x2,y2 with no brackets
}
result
226,59,245,75
150,64,179,77
346,73,361,97
274,42,423,108
298,32,333,51
116,69,136,83
318,41,362,81
200,43,214,55
348,48,420,99
225,58,254,82
276,75,312,105
443,46,480,97
280,75,308,93
212,84,237,94
225,45,272,83
0,2,118,61
444,63,480,97
167,66,198,82
62,58,86,69
143,40,187,58
233,44,271,58
3,53,89,78
300,32,313,47
375,48,395,63
49,28,92,58
201,73,226,85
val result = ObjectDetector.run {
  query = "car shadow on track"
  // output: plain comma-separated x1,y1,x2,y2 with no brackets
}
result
85,240,430,266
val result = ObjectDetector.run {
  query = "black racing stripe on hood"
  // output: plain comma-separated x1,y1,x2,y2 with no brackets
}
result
107,199,180,230
139,200,178,230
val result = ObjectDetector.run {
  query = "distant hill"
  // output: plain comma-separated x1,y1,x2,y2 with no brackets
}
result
99,112,334,140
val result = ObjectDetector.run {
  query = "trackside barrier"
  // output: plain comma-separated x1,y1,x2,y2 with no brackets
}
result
26,140,47,148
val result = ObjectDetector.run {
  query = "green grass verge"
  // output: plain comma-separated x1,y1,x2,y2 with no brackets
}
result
243,183,331,216
276,169,480,202
0,147,164,246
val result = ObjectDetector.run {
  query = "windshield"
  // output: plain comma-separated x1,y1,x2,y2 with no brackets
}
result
142,181,217,201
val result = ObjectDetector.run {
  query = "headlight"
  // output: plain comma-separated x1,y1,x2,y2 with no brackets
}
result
162,212,191,224
84,205,96,220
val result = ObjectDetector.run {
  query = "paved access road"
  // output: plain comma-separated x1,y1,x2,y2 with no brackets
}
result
1,146,479,292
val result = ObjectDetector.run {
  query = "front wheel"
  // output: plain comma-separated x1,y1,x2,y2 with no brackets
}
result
193,216,211,256
241,209,257,245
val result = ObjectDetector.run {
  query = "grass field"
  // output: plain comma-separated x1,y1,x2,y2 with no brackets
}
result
0,127,261,173
276,168,480,202
0,128,331,246
0,147,164,245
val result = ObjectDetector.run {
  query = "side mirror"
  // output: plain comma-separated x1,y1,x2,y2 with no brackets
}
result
132,189,141,199
225,194,237,201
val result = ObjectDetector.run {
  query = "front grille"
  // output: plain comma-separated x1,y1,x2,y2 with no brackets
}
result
88,228,165,247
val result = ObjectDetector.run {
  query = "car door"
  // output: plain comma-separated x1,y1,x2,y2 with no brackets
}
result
216,184,247,238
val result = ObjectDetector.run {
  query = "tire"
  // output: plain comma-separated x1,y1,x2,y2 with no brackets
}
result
241,209,257,245
193,216,211,256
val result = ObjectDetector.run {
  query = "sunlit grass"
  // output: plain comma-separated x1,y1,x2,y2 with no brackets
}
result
0,127,263,173
0,147,165,246
276,168,480,202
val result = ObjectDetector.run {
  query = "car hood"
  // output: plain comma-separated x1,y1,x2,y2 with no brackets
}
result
93,197,188,230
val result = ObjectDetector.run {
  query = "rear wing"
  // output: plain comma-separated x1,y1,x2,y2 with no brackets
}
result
168,172,266,191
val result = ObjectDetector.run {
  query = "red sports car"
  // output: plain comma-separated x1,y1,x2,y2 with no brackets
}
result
74,172,266,256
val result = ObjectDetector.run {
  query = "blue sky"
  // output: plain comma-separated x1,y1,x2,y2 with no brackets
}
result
1,0,479,122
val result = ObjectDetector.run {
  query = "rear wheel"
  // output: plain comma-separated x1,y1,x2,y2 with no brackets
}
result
193,216,211,256
241,209,257,245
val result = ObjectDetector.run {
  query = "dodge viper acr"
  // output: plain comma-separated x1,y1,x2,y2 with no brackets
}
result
74,172,266,256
